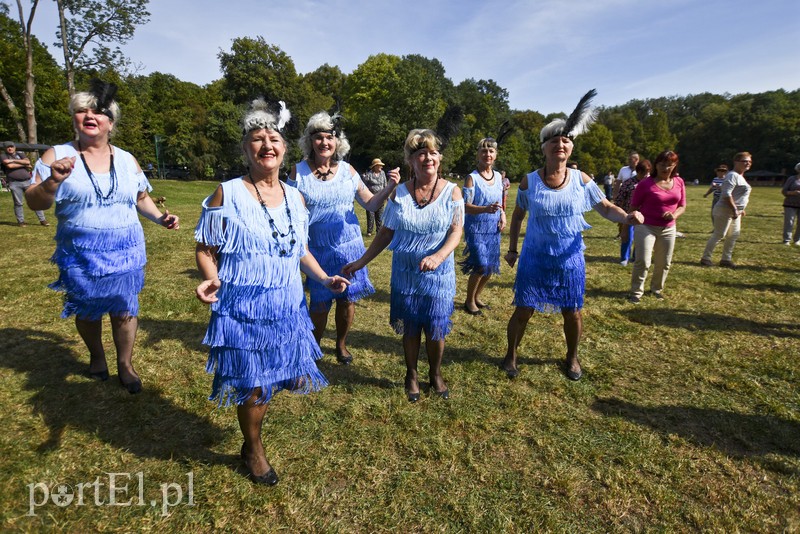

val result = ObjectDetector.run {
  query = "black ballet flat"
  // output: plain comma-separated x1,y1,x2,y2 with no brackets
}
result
88,368,109,381
476,302,491,310
564,367,583,381
335,349,353,365
406,390,420,403
119,377,142,394
500,364,519,379
462,305,482,316
432,388,450,400
250,467,279,486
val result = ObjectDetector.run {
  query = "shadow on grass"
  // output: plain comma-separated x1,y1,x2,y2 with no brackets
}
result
592,397,800,472
0,328,227,465
138,318,207,352
715,280,800,293
621,308,800,338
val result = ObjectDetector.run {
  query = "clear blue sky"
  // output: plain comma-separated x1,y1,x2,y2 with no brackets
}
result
29,0,800,115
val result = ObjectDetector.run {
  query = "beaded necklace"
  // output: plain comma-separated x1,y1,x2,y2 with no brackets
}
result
413,175,439,208
78,141,117,202
248,174,297,257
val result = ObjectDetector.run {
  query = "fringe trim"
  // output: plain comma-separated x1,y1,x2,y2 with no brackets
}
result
459,231,501,275
389,292,454,341
208,279,306,321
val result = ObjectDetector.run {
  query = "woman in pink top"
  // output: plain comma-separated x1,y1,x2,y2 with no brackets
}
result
627,150,686,303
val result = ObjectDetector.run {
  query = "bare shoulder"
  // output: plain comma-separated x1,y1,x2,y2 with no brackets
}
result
451,183,463,201
580,171,593,184
464,173,474,188
519,174,530,191
207,185,224,208
39,147,57,165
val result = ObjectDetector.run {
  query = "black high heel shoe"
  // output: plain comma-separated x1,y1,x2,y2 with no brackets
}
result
88,368,109,381
335,348,353,365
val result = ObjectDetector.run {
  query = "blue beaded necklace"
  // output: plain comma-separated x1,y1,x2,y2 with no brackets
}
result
248,174,297,257
78,141,117,202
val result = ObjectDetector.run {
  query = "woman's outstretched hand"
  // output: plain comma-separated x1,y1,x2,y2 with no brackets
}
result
324,275,351,294
196,278,221,304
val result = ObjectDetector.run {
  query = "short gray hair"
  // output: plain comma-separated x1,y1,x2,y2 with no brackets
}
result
299,111,350,161
69,92,120,123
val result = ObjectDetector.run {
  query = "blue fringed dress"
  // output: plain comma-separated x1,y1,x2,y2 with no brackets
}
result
514,169,606,312
195,178,327,406
383,181,464,339
461,170,503,275
287,161,374,312
34,143,151,320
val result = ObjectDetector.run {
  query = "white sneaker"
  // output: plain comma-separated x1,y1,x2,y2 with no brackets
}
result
794,240,800,246
620,260,628,266
784,241,791,246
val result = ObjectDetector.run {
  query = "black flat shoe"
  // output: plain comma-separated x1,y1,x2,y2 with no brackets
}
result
406,390,420,403
565,368,583,381
476,302,491,310
119,377,142,394
432,388,449,400
462,305,482,316
250,467,279,486
500,364,519,379
335,349,353,365
88,368,109,381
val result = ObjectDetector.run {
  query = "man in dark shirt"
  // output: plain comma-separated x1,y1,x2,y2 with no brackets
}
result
0,142,48,226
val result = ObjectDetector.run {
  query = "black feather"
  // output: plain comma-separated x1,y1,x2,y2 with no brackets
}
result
89,79,118,119
436,104,463,148
495,120,513,146
562,88,597,137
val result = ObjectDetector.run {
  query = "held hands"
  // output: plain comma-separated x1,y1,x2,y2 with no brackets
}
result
341,260,364,278
196,278,221,304
50,156,76,183
419,254,443,272
324,275,351,294
662,211,675,221
387,167,401,186
160,209,180,230
626,211,644,225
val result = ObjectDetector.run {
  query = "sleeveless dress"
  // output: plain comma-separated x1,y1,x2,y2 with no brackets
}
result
288,161,374,312
382,181,464,339
460,169,503,275
34,143,151,320
194,178,326,406
514,169,605,312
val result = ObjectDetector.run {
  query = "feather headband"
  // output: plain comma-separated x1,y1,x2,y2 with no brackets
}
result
539,89,598,143
242,99,291,135
89,79,118,121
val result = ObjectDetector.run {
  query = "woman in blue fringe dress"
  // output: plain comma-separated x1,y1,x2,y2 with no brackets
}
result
344,129,464,402
26,80,180,394
461,137,506,315
195,100,349,485
288,112,399,365
502,90,643,381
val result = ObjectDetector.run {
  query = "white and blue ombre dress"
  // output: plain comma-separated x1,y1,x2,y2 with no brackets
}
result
287,161,374,312
383,181,464,339
460,170,504,275
195,178,327,406
514,169,605,312
34,143,151,320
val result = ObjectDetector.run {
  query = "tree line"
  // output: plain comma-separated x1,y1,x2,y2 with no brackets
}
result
1,2,798,183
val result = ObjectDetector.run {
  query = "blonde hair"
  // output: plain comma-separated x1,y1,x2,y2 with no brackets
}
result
477,137,498,151
299,111,350,161
403,129,441,164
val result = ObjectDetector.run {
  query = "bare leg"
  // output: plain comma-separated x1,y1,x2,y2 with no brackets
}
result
474,275,492,307
463,273,482,313
75,317,107,375
402,331,422,397
334,300,355,363
562,308,583,377
503,307,533,372
310,310,329,346
110,315,140,386
237,392,272,477
424,329,447,395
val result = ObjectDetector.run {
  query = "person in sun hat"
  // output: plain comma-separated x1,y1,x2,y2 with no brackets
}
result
361,157,388,236
501,90,644,381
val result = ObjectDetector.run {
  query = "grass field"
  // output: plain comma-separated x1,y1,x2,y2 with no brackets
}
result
0,178,798,532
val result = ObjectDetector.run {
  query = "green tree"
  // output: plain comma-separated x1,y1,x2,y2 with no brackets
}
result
218,36,300,107
54,0,150,95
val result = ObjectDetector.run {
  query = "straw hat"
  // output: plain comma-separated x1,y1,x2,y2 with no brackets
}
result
370,158,385,169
